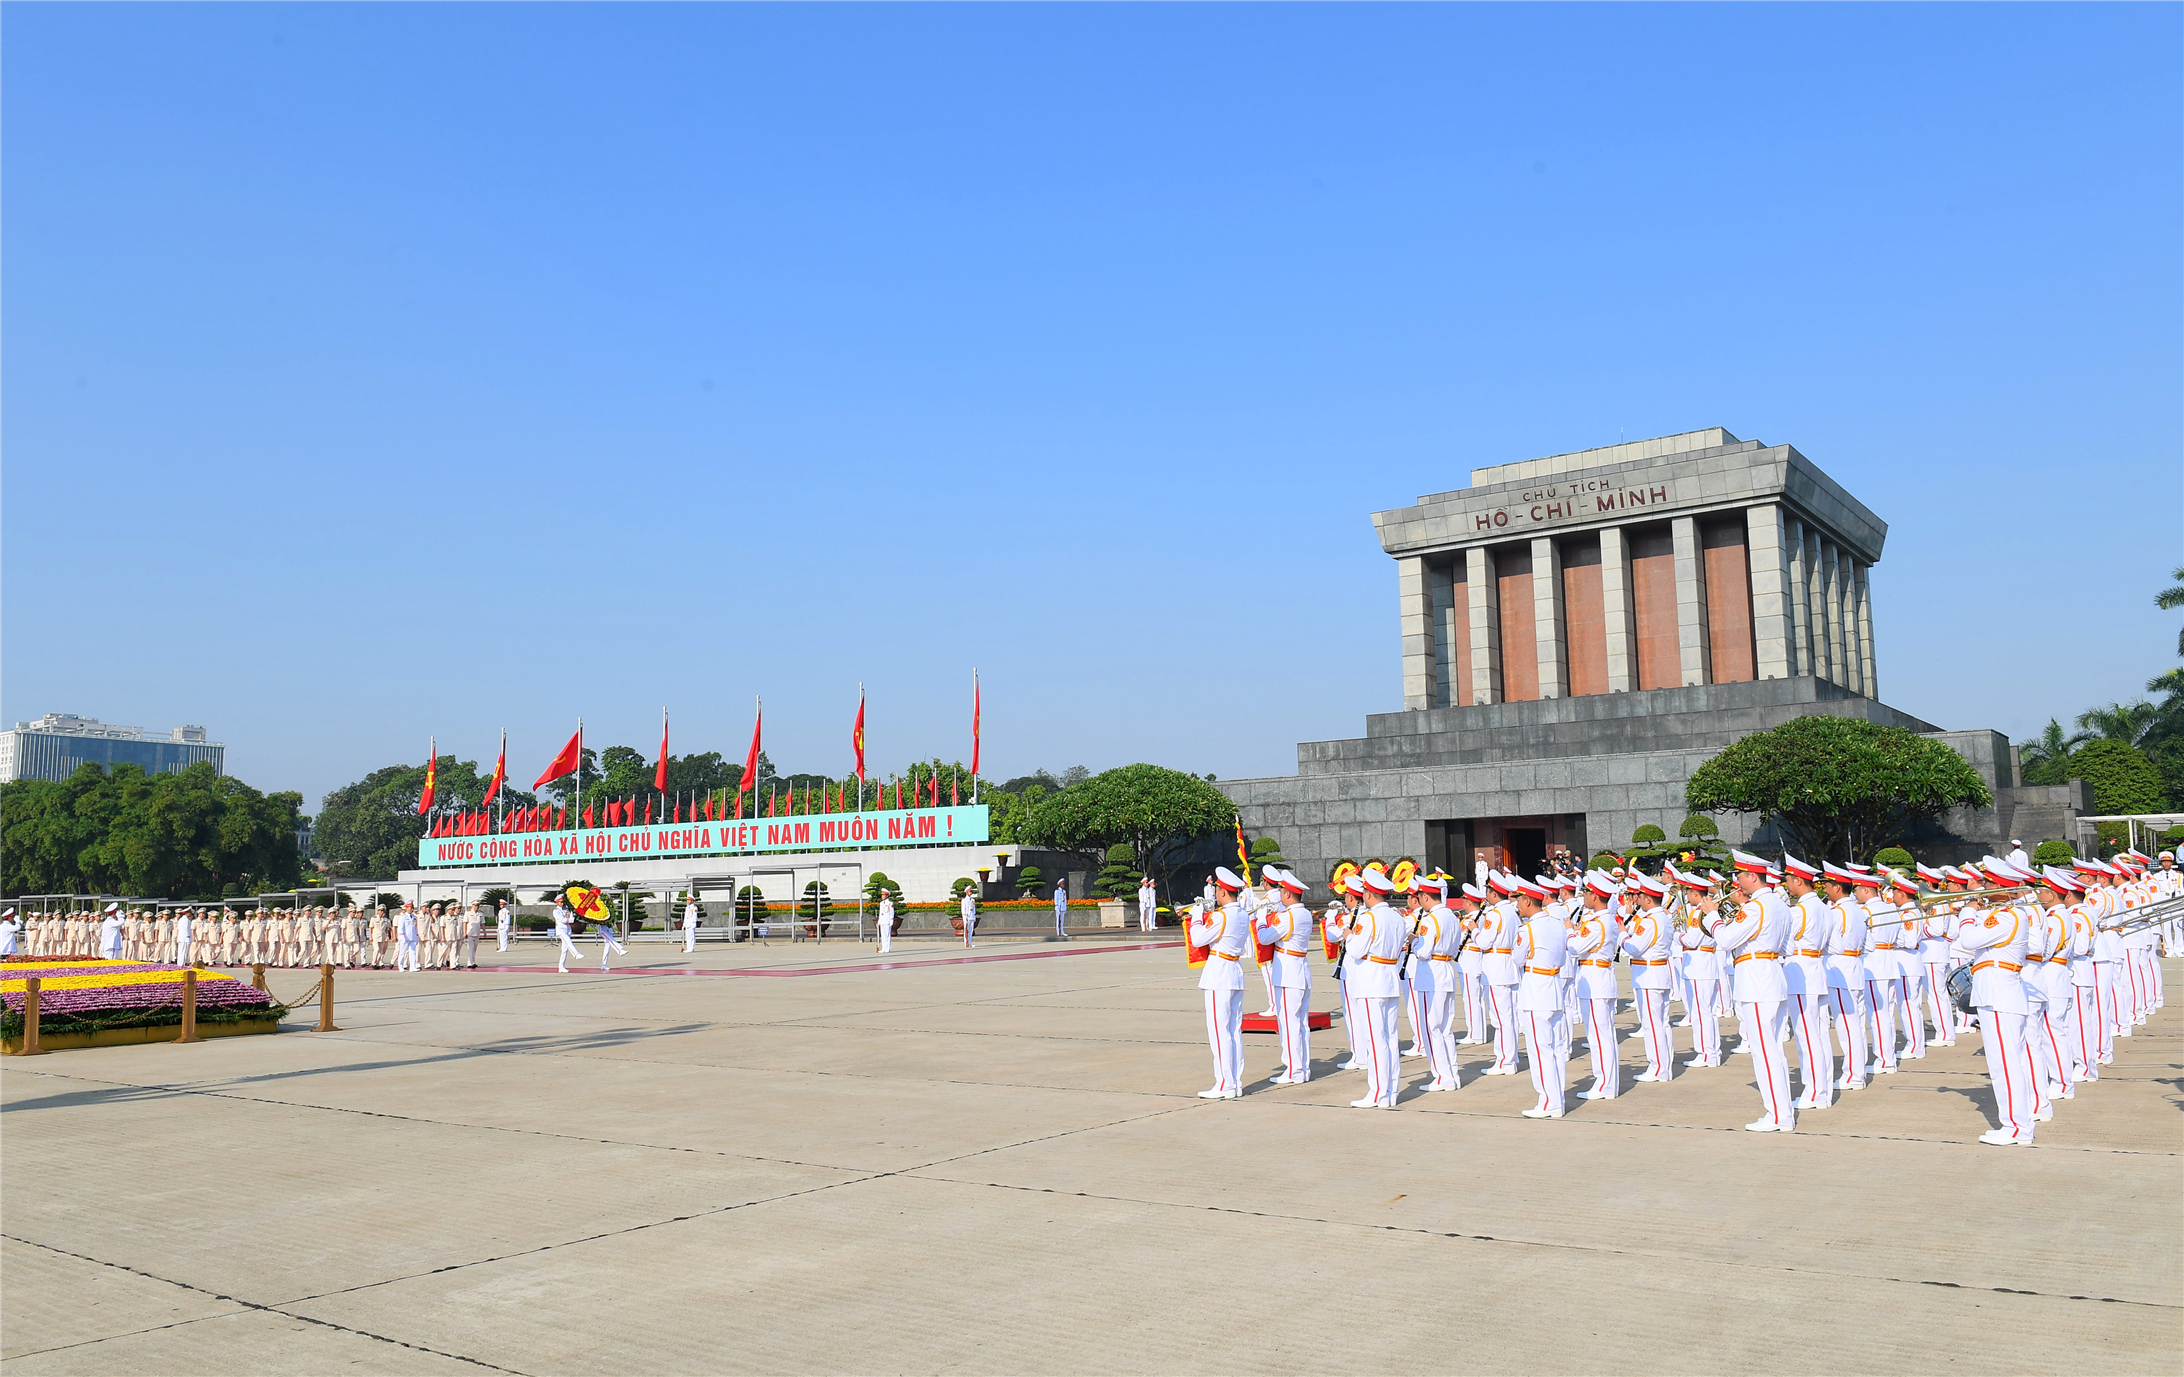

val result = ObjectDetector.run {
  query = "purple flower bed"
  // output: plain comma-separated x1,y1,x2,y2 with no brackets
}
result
2,960,281,1037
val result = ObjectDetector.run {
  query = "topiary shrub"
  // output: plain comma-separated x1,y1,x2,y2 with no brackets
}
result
1677,816,1718,839
950,876,978,901
1248,835,1288,872
2033,839,2076,866
2160,824,2184,845
1631,824,1667,845
1589,851,1625,871
864,872,903,905
1094,844,1138,899
1015,865,1044,898
1873,846,1915,870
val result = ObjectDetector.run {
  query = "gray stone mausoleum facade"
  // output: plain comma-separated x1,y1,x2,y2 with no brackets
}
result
1219,428,2080,890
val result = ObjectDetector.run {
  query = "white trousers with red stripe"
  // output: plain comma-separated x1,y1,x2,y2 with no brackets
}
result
1789,992,1833,1107
1488,983,1519,1072
1203,988,1243,1094
1685,976,1725,1063
2071,983,2101,1080
1978,1006,2036,1142
1829,981,1870,1086
1866,975,1900,1070
1894,974,1925,1057
2027,995,2069,1094
1459,966,1488,1041
1737,999,1794,1129
1923,962,1954,1041
1273,981,1311,1081
2093,962,2121,1058
1421,988,1459,1088
1351,993,1400,1105
1521,1007,1567,1114
1406,979,1427,1049
1580,996,1620,1096
1634,987,1672,1080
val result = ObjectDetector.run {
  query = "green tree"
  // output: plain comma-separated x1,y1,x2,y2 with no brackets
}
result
2075,700,2160,749
2033,839,2076,866
2066,739,2166,814
1016,763,1236,890
863,871,903,905
1873,846,1915,871
1247,835,1288,874
1685,717,1993,865
1,762,302,899
2019,718,2093,786
315,755,530,879
2156,563,2184,655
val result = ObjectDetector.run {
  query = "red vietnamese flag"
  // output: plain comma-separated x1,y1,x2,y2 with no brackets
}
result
951,776,959,806
929,774,939,807
733,790,743,819
554,806,565,830
645,797,653,825
739,697,762,798
485,731,507,806
583,803,594,828
535,728,582,789
417,737,438,815
655,708,670,792
852,688,866,785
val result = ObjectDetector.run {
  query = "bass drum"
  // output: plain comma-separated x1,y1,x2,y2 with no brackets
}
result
1944,962,1976,1018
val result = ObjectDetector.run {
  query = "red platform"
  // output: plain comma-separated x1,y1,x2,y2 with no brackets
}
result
1241,1011,1333,1033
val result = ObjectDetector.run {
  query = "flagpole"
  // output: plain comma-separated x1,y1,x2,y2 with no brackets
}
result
577,716,583,829
972,668,980,802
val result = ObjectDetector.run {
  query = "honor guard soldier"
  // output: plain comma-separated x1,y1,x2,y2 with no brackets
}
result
1778,856,1835,1110
1668,866,1726,1067
1819,863,1871,1091
1478,873,1523,1076
874,892,893,954
1716,850,1796,1132
497,901,513,953
960,886,978,948
1958,863,2038,1145
1621,876,1676,1084
1254,869,1316,1085
1192,867,1251,1099
1407,876,1461,1091
1511,878,1569,1118
1342,870,1406,1108
1569,873,1623,1099
1138,875,1158,933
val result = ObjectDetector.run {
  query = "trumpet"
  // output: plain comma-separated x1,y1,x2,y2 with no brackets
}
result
1911,887,2022,910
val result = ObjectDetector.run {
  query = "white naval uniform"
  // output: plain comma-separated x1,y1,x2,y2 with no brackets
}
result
1785,891,1835,1106
398,909,422,971
1409,902,1461,1090
1678,916,1725,1066
1825,896,1872,1088
1138,880,1157,933
1253,898,1315,1083
551,905,581,972
1959,902,2037,1143
1622,905,1675,1082
99,913,125,960
1191,898,1250,1097
1716,889,1795,1131
496,903,512,952
1480,901,1521,1075
0,917,19,956
1345,901,1406,1107
1568,909,1620,1098
684,900,702,953
876,897,895,954
960,893,977,948
173,910,195,967
1053,883,1068,940
1514,911,1570,1116
598,917,628,971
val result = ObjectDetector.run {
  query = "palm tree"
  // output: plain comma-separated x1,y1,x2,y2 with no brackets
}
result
2018,717,2091,782
2075,699,2160,747
2159,565,2184,655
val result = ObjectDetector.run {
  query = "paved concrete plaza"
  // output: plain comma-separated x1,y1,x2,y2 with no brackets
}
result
3,935,2178,1374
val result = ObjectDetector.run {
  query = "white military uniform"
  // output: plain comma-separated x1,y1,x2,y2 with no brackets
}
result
551,902,581,973
960,892,977,948
1622,893,1675,1083
1252,881,1314,1084
462,904,482,967
1479,882,1522,1076
99,908,125,960
1824,886,1872,1089
1191,877,1251,1098
684,899,702,953
496,902,512,952
1568,892,1620,1099
1514,894,1570,1118
173,909,195,966
1716,857,1795,1132
0,912,19,956
876,896,895,954
398,907,422,972
1781,865,1834,1109
1410,892,1462,1091
1138,878,1157,932
1052,882,1068,940
1959,887,2037,1145
1343,882,1406,1108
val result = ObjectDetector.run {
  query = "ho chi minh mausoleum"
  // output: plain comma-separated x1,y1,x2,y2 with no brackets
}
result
1218,427,2083,890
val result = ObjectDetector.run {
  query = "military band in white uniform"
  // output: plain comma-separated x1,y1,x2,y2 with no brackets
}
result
1178,847,2181,1144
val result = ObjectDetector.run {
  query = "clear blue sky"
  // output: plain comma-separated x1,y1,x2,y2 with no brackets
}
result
4,4,2178,812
